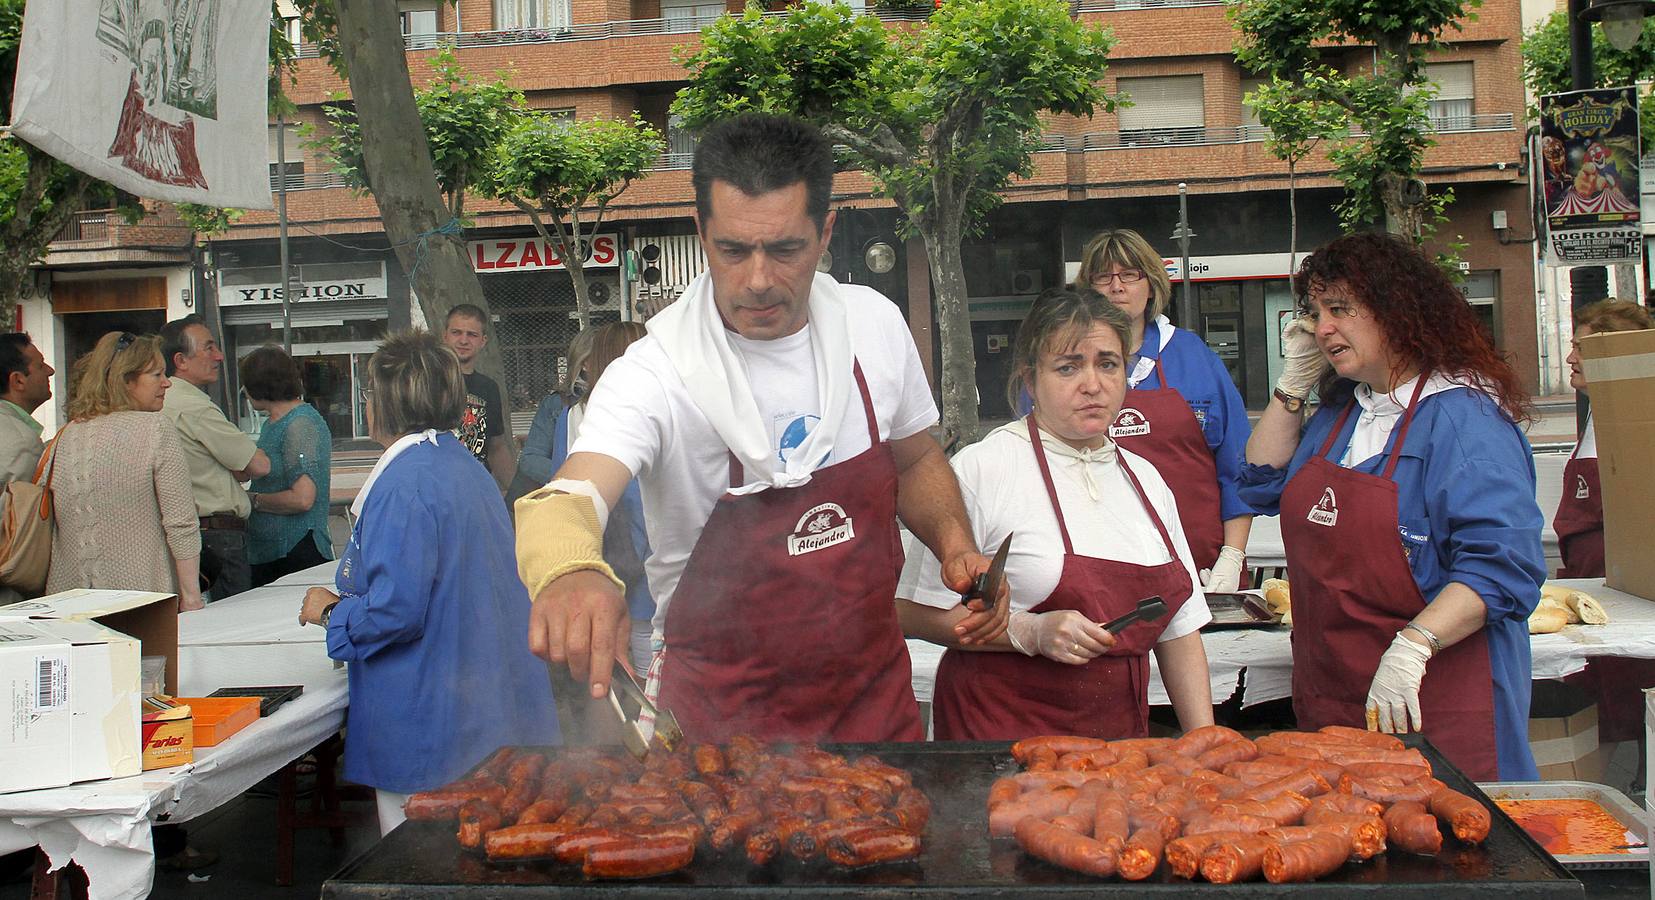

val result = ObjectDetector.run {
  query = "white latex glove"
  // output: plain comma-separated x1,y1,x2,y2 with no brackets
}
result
1005,609,1115,664
1199,545,1248,593
1365,633,1432,733
1276,315,1330,400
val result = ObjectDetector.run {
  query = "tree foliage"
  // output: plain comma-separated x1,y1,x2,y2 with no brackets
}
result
1233,0,1481,240
485,113,663,329
1521,10,1655,150
673,0,1115,441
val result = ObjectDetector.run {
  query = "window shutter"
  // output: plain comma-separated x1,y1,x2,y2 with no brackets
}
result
1424,62,1473,101
1118,75,1204,130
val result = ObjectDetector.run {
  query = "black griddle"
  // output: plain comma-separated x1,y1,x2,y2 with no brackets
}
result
322,738,1583,897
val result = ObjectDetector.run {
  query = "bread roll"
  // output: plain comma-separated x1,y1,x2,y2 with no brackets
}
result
1528,604,1570,635
1567,589,1609,625
1262,579,1291,615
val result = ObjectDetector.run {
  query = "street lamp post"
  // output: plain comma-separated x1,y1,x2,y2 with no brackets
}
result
1170,183,1198,335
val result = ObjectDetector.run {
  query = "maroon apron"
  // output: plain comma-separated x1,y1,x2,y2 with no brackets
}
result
658,362,922,744
1553,439,1603,579
931,415,1192,741
1110,356,1226,572
1280,378,1500,781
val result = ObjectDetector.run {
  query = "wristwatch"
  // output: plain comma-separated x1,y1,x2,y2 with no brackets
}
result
1273,387,1306,414
319,602,338,627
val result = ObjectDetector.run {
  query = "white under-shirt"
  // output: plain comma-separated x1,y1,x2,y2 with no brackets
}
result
1342,372,1476,467
900,422,1209,642
1574,414,1597,460
571,284,937,634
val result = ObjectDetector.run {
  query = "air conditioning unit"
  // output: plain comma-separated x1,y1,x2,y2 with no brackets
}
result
590,282,611,306
1012,269,1042,295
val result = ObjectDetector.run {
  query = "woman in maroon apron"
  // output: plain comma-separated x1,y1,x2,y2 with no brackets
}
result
1076,229,1254,592
1241,234,1544,781
1555,301,1653,748
899,287,1214,740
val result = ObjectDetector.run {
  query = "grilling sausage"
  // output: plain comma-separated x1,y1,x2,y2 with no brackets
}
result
482,822,575,861
1168,725,1245,758
582,835,696,879
1091,792,1131,852
1117,825,1166,880
1384,800,1444,855
551,828,628,865
404,782,507,821
1199,834,1275,884
1316,725,1405,749
1307,793,1383,818
1429,786,1492,844
456,799,503,851
1342,775,1445,805
1299,811,1387,859
1262,830,1351,883
515,798,568,825
824,825,922,867
1196,738,1260,770
1338,761,1431,782
1165,831,1246,879
1011,735,1113,762
989,787,1077,837
1014,817,1119,877
1183,813,1277,836
1241,770,1329,801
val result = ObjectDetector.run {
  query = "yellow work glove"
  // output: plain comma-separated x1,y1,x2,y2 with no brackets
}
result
514,488,625,599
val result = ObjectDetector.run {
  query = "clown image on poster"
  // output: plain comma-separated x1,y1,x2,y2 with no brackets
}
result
95,0,220,189
1541,87,1640,228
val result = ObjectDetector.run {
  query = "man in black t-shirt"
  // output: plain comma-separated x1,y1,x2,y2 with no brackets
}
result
443,304,517,489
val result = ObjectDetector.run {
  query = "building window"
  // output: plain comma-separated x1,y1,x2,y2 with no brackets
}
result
1422,62,1474,130
661,0,726,32
1239,76,1268,139
1116,75,1204,145
268,124,304,189
399,1,440,46
495,0,571,31
665,113,697,164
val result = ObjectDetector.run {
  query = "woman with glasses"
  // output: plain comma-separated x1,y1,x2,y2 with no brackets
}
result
1241,233,1543,781
46,332,203,609
1072,229,1254,593
241,345,334,588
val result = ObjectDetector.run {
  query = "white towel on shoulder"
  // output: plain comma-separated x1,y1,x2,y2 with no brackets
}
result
647,270,853,495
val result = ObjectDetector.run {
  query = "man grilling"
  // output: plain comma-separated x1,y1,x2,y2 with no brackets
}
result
517,113,1005,743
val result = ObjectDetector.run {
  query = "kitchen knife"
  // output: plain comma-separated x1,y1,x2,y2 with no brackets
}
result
1100,596,1169,634
960,532,1013,609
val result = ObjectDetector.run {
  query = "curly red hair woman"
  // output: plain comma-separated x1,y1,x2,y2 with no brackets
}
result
1241,232,1545,783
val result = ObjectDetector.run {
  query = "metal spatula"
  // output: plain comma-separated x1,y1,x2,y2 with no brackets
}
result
1100,596,1169,634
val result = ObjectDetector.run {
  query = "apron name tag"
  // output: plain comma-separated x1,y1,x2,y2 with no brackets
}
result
1307,487,1340,527
787,502,857,556
1111,407,1152,437
1575,474,1591,500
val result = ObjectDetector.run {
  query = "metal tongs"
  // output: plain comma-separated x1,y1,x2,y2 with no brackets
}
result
1100,596,1169,634
604,659,684,760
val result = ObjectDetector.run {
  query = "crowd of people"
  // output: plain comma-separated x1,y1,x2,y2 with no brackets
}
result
0,112,1636,840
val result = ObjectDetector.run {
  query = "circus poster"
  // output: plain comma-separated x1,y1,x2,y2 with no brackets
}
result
9,0,273,209
1541,87,1641,266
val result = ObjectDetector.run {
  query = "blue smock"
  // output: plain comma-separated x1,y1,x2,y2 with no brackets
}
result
328,432,560,793
1238,386,1544,781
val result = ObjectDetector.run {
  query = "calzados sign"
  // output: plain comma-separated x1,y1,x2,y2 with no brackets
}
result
469,234,620,272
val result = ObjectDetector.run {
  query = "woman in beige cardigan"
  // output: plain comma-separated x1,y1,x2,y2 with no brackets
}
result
46,332,203,609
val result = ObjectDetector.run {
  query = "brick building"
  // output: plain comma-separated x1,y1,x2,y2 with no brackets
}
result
27,0,1535,436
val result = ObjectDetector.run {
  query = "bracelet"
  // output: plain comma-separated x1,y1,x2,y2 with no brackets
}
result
1403,622,1442,655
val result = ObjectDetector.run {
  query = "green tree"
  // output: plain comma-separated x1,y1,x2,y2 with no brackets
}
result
312,47,524,218
673,0,1115,442
1522,10,1655,150
1233,0,1481,238
485,114,662,330
1247,79,1344,292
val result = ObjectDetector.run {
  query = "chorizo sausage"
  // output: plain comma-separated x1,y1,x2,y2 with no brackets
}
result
1342,775,1444,805
404,786,502,822
790,816,889,861
1213,790,1311,826
1384,800,1444,855
482,822,575,861
744,828,780,866
1091,792,1131,852
989,787,1077,837
987,776,1022,811
1338,761,1431,782
1429,786,1492,844
1262,830,1351,883
1011,735,1113,763
551,828,627,865
516,798,568,825
1165,831,1247,879
1197,738,1260,771
1118,824,1166,881
691,744,726,777
1316,725,1405,750
1014,817,1119,877
1307,793,1383,818
582,835,696,879
850,756,914,791
1223,757,1311,786
708,809,765,852
1299,810,1386,859
824,825,922,867
1183,813,1277,836
1199,834,1276,884
1056,747,1121,771
456,799,503,852
1168,725,1245,758
1318,747,1431,769
473,747,519,782
1241,770,1329,802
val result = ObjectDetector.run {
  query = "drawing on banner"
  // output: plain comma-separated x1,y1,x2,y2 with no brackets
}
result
1541,86,1642,266
95,0,220,189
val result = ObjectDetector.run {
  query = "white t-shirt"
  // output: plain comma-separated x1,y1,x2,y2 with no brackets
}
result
1575,414,1597,460
1342,372,1475,467
572,285,937,633
900,423,1209,642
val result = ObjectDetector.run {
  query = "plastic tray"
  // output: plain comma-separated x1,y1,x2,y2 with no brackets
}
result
1480,780,1650,869
1203,590,1284,629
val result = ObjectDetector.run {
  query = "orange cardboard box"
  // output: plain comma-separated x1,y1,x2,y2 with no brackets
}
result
177,696,260,747
141,702,193,770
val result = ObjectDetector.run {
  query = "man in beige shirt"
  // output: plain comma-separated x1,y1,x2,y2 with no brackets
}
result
0,334,52,483
161,315,270,600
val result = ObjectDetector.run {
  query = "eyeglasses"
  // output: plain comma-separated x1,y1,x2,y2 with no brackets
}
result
1089,269,1147,286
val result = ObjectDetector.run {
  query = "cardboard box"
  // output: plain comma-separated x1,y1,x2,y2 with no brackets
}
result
141,700,193,770
177,696,260,747
1579,328,1655,601
1529,679,1606,782
1645,687,1654,897
0,590,176,793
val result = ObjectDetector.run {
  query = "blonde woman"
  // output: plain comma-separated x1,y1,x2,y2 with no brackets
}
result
46,332,202,609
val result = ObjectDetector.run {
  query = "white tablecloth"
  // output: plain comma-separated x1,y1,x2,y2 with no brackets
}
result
266,559,342,588
0,583,347,900
909,578,1655,717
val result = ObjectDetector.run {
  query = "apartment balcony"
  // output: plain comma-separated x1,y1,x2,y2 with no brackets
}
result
43,209,194,268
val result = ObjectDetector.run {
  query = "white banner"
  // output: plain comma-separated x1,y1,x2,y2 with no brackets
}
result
9,0,274,210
